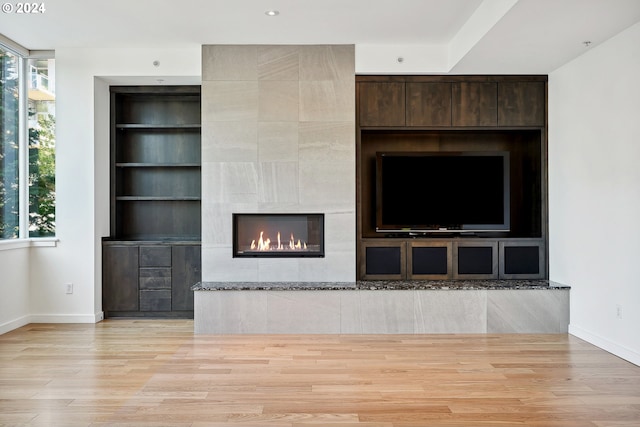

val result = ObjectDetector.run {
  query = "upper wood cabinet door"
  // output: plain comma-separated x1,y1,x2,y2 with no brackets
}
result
406,82,452,126
452,82,497,126
358,82,405,126
498,82,546,126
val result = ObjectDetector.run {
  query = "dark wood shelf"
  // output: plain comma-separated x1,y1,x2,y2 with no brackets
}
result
116,196,201,201
116,123,201,129
116,163,201,168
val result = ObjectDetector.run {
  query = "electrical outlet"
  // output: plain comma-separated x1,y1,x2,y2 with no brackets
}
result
616,304,623,319
65,283,73,294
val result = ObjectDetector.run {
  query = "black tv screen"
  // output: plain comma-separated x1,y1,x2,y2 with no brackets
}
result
375,151,510,233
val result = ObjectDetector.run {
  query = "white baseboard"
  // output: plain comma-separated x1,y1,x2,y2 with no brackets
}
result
0,315,30,335
0,312,106,335
569,324,640,367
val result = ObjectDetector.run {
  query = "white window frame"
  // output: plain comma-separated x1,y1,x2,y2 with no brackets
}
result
0,35,57,249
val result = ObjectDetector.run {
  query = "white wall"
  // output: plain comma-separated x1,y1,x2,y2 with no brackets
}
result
26,47,201,323
0,247,30,333
549,22,640,365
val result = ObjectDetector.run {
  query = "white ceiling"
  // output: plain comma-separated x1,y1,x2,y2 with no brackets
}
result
1,0,639,74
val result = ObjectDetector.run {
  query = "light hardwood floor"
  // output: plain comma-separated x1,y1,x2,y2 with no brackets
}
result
0,320,639,426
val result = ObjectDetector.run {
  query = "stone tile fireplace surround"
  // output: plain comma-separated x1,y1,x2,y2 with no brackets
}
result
201,44,355,282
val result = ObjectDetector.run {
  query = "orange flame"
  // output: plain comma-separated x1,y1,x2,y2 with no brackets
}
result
250,230,307,251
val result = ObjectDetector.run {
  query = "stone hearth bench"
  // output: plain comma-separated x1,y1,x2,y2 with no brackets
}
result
191,280,569,334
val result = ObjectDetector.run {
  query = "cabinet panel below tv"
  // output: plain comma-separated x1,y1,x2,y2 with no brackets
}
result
360,241,406,280
359,239,544,280
408,241,452,280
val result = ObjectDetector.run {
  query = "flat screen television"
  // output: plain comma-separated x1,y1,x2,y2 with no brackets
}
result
375,151,510,233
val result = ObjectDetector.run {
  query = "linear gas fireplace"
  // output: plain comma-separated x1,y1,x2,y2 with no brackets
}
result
233,213,324,258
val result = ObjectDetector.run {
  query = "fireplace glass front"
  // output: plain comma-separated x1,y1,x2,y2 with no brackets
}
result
233,213,324,258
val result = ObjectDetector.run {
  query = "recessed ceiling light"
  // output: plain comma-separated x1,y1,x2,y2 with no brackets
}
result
265,10,279,16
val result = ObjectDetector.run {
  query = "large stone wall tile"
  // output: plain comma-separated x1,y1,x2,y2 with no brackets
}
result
414,290,487,333
299,160,355,207
299,45,355,81
299,121,355,163
258,258,300,282
221,162,259,203
202,45,258,81
256,202,300,213
342,291,414,333
338,291,361,332
202,245,258,282
201,201,230,245
324,211,356,251
258,162,299,204
202,81,258,121
299,80,355,122
202,121,258,162
487,290,570,333
202,201,258,246
194,291,267,334
258,45,299,81
201,161,224,203
298,251,355,282
267,291,341,333
259,81,299,122
258,122,298,162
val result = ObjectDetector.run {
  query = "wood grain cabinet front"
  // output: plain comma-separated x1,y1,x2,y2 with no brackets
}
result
452,82,498,127
358,82,405,126
102,242,200,318
406,82,452,127
498,81,546,127
102,245,139,312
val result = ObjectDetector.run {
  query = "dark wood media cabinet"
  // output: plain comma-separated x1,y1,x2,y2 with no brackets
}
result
356,75,548,280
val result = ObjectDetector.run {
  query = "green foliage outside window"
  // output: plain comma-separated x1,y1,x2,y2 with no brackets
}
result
29,113,55,237
0,49,20,239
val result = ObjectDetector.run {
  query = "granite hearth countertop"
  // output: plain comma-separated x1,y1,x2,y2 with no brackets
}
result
192,280,570,291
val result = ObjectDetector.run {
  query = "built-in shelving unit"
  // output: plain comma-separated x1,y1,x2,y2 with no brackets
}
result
103,86,202,318
356,75,548,281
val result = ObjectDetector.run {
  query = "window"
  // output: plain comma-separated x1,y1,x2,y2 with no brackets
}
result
27,58,55,237
0,41,55,240
0,46,19,239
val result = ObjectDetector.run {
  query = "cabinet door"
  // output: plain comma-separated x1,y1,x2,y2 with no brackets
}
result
360,240,406,280
408,241,452,280
498,82,545,126
103,245,139,313
453,241,499,279
499,240,545,279
452,82,497,126
406,82,452,126
358,82,405,126
172,245,201,311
